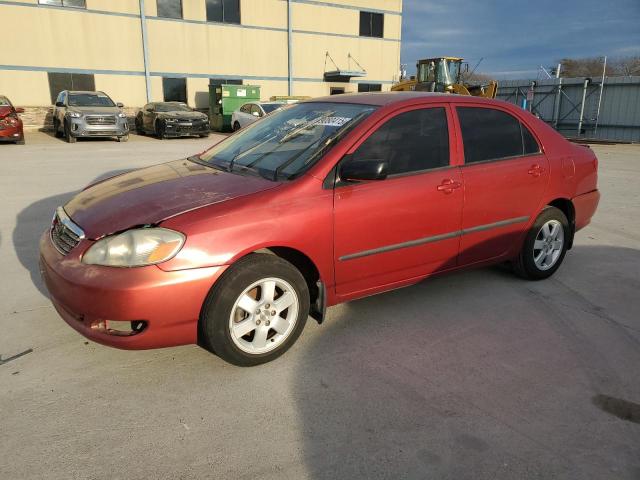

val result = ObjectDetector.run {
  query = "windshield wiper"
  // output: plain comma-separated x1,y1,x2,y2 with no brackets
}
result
227,133,278,173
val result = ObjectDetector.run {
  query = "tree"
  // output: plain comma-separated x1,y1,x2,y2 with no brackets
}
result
552,55,640,77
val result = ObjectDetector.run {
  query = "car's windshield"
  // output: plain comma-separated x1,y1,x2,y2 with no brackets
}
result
260,103,283,114
0,97,11,107
196,102,376,180
155,103,192,112
68,93,115,107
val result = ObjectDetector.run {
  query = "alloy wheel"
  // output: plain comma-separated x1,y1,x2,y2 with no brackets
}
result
533,219,564,270
228,277,299,354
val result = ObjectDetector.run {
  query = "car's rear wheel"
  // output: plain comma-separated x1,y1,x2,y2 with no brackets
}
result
117,134,129,142
64,120,76,143
199,253,310,366
513,206,569,280
233,121,241,131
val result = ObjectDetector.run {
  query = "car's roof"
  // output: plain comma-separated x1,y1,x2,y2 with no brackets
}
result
305,91,506,107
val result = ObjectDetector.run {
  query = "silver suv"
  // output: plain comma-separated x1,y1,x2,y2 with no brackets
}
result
53,90,129,143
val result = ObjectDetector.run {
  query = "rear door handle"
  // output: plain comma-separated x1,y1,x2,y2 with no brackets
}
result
528,164,544,177
437,178,462,194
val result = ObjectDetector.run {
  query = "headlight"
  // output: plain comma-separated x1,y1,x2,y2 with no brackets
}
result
164,117,178,123
82,228,185,267
117,112,127,118
67,111,82,118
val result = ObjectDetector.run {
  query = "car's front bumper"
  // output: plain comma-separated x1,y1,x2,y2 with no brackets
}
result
0,123,23,141
68,116,129,138
163,120,210,137
39,231,227,349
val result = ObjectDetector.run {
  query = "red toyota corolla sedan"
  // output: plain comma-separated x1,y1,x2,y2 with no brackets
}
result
40,92,599,366
0,95,25,144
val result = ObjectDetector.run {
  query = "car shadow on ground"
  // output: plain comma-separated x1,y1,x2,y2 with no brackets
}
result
12,170,133,296
290,244,640,479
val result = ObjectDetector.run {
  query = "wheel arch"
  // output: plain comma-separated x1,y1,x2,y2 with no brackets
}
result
547,197,576,249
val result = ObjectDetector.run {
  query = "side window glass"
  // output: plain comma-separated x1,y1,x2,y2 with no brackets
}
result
241,104,250,114
250,105,262,117
457,107,523,163
351,107,450,176
522,123,540,154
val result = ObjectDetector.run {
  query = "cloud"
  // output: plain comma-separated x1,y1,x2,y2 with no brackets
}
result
400,0,640,79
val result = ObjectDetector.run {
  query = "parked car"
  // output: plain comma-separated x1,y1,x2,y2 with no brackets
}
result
135,102,210,139
0,95,25,144
40,92,600,366
52,90,129,143
231,101,286,130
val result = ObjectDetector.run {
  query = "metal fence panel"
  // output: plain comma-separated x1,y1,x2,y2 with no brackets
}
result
496,76,640,142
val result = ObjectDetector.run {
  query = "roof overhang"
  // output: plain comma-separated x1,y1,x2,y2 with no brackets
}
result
323,70,367,83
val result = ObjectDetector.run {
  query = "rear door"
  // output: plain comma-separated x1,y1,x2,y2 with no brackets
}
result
454,105,549,265
333,104,463,297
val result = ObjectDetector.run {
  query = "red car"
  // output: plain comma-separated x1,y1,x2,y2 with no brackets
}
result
0,95,25,144
40,92,600,366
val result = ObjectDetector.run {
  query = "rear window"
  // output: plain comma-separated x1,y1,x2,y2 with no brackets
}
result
457,107,539,164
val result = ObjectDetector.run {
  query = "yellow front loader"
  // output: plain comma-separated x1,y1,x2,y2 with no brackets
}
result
392,57,498,99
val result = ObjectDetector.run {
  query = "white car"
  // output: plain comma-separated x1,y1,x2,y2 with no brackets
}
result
231,102,286,131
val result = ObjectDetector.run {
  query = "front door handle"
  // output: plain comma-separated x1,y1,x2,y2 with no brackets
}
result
528,164,544,177
437,178,462,194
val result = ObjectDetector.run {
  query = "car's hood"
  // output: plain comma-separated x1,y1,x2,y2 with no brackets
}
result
157,111,207,120
64,159,281,239
69,106,121,115
0,106,13,118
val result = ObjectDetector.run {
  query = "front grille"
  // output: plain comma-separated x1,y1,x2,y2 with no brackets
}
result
50,208,84,255
85,115,116,126
86,130,118,136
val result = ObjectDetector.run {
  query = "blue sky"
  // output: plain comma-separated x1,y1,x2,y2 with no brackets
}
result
400,0,640,79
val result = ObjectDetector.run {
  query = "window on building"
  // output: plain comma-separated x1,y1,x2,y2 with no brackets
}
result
330,87,345,95
38,0,86,7
359,11,383,38
206,0,241,24
350,107,450,175
157,0,182,19
163,77,187,103
357,83,382,93
209,78,243,86
457,107,538,164
48,72,95,104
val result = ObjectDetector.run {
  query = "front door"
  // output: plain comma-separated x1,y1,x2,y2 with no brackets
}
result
454,105,550,265
333,105,463,297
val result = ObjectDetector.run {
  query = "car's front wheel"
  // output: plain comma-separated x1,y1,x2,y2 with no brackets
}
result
514,206,569,280
64,120,76,143
200,254,310,366
156,120,166,139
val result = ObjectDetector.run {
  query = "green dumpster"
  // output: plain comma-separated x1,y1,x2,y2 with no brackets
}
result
209,84,261,132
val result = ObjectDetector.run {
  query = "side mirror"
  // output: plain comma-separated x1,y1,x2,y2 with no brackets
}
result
116,102,124,108
55,101,64,107
14,107,25,113
339,159,388,182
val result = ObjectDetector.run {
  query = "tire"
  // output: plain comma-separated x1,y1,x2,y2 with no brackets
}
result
233,121,241,131
513,206,569,280
199,133,210,138
135,116,144,135
64,121,76,143
117,134,129,142
200,253,310,366
156,120,166,139
53,119,63,138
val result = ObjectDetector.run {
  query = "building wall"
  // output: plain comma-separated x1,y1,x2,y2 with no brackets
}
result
0,0,402,127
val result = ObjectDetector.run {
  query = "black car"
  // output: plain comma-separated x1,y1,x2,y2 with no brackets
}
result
135,102,210,139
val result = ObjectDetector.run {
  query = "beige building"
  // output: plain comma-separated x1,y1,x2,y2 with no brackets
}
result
0,0,402,123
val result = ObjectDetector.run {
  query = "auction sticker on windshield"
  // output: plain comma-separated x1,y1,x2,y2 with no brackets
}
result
316,117,352,127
